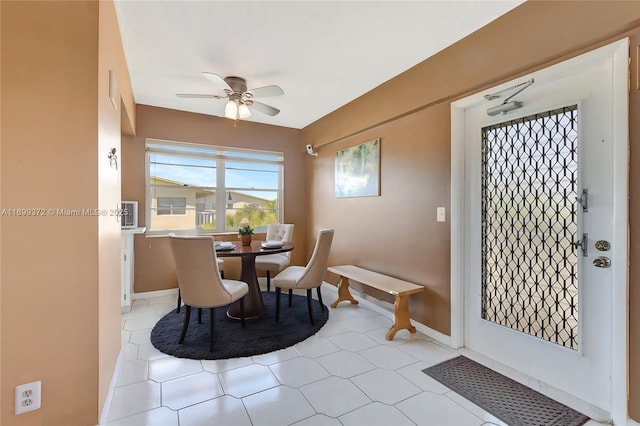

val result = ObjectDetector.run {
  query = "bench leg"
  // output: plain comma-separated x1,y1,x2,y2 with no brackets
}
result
386,294,416,340
330,277,359,308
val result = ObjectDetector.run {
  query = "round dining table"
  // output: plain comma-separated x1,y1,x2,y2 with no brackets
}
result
216,240,294,320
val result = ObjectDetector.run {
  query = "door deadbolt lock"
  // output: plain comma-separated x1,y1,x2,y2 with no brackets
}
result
595,240,611,251
593,256,611,268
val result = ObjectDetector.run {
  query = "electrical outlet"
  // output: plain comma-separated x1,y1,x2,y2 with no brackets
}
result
15,381,41,415
437,207,446,222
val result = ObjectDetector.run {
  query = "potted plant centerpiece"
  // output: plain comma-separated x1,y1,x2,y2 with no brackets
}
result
238,219,254,246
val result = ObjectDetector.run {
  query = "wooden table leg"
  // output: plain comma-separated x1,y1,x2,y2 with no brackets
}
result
228,254,264,320
385,294,416,340
330,277,359,308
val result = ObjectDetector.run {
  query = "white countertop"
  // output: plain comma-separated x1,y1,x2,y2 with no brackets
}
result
122,226,146,235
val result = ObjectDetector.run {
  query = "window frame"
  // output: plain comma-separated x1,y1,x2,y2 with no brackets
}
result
145,138,284,236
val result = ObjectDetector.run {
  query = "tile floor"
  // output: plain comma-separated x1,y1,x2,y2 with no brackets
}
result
105,283,602,426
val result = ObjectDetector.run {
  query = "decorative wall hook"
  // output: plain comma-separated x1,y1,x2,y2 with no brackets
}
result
108,147,118,170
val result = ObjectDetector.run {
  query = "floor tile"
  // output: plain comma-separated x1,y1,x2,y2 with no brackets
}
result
129,328,152,345
137,343,169,361
147,357,203,382
121,330,131,345
201,356,254,373
116,359,148,387
327,331,378,352
337,315,392,333
121,305,157,320
396,392,482,426
270,356,330,387
350,368,421,404
109,292,572,426
243,386,316,426
123,316,161,331
327,305,379,321
178,395,251,426
107,381,161,422
316,350,375,378
294,335,340,358
396,361,452,393
315,320,350,338
251,347,299,365
162,371,223,410
131,299,150,308
120,343,139,361
291,414,342,426
397,340,458,365
105,406,178,426
339,401,415,426
300,376,371,417
359,345,417,370
218,364,279,398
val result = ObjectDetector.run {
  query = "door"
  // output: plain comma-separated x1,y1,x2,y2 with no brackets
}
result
461,39,628,414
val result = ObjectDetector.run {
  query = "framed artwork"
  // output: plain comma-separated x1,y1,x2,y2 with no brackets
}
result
335,138,380,198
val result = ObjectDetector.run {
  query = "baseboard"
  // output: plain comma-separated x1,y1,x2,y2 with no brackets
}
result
131,288,178,300
321,282,452,347
458,348,610,423
98,350,125,425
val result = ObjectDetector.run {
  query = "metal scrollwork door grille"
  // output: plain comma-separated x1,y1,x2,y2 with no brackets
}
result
481,105,579,350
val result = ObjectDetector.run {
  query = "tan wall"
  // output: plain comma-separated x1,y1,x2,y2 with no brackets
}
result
98,0,134,419
307,104,452,333
302,0,640,417
121,105,305,293
1,1,133,424
1,2,100,424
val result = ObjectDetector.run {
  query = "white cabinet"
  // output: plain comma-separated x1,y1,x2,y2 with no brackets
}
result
121,227,145,313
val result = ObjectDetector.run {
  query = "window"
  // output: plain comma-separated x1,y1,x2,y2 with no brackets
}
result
146,139,283,235
157,197,186,215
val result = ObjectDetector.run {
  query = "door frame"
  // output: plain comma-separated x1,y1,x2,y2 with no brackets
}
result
449,38,629,423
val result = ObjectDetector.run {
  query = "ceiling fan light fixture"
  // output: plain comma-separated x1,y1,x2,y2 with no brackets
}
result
238,103,251,119
224,100,238,119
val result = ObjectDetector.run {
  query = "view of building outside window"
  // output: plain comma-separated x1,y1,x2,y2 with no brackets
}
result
146,139,283,234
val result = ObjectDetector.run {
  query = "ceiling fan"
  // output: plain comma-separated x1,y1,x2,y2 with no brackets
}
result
177,72,283,120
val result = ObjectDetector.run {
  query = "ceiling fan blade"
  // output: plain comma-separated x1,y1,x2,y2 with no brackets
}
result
176,93,226,99
202,72,232,91
251,101,280,116
248,85,284,98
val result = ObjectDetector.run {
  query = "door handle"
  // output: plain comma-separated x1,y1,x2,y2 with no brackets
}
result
593,256,611,268
573,233,588,257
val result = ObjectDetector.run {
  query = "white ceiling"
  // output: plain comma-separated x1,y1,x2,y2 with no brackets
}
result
114,1,524,129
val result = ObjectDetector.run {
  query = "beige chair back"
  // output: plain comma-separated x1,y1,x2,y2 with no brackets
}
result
296,229,334,289
168,235,233,307
266,223,294,258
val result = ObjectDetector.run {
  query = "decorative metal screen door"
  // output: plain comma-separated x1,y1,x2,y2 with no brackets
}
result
480,106,579,350
460,40,628,416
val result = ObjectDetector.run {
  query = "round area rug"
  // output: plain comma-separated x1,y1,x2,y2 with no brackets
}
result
150,291,328,360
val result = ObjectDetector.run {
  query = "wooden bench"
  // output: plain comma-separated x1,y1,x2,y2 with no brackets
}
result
327,265,425,340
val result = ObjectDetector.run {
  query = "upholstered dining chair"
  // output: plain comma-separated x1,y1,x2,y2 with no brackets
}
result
255,223,294,292
272,228,334,325
175,241,225,314
168,235,248,352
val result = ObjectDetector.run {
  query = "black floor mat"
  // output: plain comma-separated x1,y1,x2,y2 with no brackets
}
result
422,356,590,426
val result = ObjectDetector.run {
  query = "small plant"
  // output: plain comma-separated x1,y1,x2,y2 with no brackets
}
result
238,225,254,235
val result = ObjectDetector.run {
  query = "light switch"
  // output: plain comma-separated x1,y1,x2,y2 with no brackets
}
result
437,207,446,222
